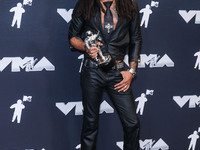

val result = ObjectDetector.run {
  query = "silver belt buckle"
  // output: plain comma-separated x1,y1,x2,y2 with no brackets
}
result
112,62,124,69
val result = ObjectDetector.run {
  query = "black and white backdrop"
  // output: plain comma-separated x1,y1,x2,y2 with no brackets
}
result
0,0,200,149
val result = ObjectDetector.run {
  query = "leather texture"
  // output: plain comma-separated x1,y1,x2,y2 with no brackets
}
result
80,63,140,150
68,3,141,150
68,3,142,63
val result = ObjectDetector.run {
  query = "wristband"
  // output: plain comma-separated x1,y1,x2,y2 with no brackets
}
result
128,68,136,78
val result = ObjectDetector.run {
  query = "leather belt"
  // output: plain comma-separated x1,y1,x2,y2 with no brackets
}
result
112,61,124,70
84,59,124,70
84,59,98,68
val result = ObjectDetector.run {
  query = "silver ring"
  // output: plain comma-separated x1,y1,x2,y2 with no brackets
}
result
124,85,127,88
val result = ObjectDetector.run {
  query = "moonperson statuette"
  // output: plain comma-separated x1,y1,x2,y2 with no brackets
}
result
84,30,114,70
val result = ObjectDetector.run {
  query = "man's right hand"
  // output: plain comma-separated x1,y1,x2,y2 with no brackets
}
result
86,47,99,59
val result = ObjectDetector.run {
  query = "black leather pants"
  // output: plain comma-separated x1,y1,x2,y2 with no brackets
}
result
80,61,140,150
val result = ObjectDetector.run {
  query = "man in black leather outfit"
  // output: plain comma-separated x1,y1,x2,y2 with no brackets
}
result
68,0,142,149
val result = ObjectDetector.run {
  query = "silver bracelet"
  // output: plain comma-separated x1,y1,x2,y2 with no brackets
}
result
128,68,136,78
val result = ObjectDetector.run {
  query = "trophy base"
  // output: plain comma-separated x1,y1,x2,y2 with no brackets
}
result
98,54,115,71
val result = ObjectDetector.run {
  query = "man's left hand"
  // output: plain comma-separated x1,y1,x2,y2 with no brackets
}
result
114,71,133,92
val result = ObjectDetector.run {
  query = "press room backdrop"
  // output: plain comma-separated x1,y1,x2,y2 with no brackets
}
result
0,0,200,150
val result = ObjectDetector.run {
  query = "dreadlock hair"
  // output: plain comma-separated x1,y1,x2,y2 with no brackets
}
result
75,0,139,20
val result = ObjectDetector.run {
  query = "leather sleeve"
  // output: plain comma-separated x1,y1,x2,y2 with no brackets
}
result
128,12,142,63
68,4,85,46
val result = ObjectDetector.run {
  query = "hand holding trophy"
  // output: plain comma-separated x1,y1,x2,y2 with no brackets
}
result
84,31,115,70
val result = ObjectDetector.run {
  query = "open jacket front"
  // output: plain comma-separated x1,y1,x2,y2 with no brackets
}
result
68,4,142,63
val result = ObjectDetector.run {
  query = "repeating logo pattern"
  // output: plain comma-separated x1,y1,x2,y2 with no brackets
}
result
57,8,73,23
25,148,45,150
138,54,175,68
78,53,175,73
140,0,159,28
10,96,32,123
179,10,200,24
188,127,200,150
0,57,55,72
135,89,154,115
10,0,33,29
117,138,169,150
173,95,200,108
1,0,200,150
56,100,114,116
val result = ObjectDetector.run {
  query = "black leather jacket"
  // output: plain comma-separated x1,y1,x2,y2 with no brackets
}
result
68,4,142,63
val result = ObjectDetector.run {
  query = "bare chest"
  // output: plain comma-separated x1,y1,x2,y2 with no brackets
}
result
100,4,118,30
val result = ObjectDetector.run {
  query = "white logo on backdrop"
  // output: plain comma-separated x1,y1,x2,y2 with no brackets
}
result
10,96,32,123
75,144,81,149
140,1,159,28
78,54,174,72
10,0,33,29
25,148,45,150
135,89,154,115
0,57,55,72
137,54,174,68
56,100,114,116
173,95,200,108
188,127,200,150
117,138,169,150
23,0,33,6
179,10,200,24
57,9,73,23
78,54,84,73
194,50,200,70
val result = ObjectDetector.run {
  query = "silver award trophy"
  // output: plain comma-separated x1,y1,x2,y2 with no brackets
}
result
84,31,114,70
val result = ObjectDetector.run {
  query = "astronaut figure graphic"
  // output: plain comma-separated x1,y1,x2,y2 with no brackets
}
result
135,93,148,115
10,99,25,123
188,130,199,150
10,3,25,29
140,5,152,28
135,90,154,115
140,1,159,28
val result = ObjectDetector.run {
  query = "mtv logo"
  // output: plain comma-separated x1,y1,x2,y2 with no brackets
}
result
138,54,175,68
23,96,32,102
140,138,169,150
151,1,159,8
23,0,33,6
146,89,154,95
117,138,169,150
